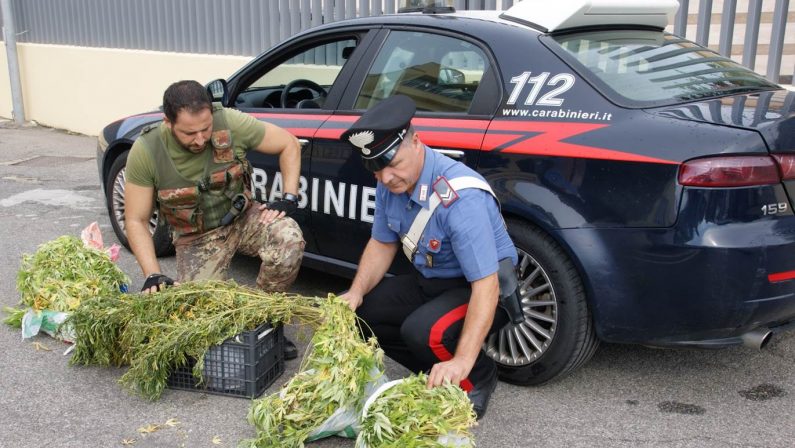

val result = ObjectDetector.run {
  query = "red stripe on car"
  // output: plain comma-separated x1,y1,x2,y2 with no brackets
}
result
283,127,319,138
485,121,679,165
324,115,359,123
261,113,678,164
250,113,331,121
421,130,484,150
414,117,491,130
321,115,489,128
315,128,346,140
768,270,795,282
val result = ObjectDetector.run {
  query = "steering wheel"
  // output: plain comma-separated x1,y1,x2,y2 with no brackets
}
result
280,79,328,108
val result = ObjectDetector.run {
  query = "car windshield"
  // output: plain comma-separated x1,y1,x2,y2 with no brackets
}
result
549,30,779,107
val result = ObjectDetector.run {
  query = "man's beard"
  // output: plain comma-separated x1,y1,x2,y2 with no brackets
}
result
171,128,206,154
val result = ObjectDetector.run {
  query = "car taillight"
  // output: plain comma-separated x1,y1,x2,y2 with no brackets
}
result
678,156,780,187
772,154,795,180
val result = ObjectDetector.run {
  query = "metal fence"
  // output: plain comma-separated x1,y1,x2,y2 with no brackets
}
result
1,0,503,55
675,0,792,82
1,0,793,82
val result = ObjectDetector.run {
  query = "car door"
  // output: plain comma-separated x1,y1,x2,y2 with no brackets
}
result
225,29,380,255
309,27,501,273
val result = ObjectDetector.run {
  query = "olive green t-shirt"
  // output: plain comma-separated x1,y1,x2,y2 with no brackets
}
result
126,108,266,188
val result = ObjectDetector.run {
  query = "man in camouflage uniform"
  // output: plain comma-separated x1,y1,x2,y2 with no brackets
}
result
124,80,305,357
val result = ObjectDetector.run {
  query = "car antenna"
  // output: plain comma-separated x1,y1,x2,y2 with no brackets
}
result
398,1,455,14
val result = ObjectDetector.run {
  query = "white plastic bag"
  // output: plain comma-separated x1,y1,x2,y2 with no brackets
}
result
21,308,75,342
305,367,389,441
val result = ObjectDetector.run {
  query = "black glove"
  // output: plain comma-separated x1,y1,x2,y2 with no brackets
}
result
267,196,298,217
142,273,175,292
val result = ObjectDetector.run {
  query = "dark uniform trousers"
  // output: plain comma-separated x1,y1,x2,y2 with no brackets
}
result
356,272,509,391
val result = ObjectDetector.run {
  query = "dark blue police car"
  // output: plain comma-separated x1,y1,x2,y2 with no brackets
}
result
97,0,795,385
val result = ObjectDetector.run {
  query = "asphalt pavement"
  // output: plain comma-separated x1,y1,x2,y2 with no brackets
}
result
0,124,793,448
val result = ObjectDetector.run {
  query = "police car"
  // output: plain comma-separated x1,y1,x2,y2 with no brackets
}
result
97,0,795,385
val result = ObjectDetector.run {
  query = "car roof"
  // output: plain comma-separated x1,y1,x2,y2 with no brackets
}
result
294,0,678,38
300,10,533,36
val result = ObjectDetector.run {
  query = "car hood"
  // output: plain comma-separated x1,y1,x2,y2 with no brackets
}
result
105,110,163,142
653,90,795,153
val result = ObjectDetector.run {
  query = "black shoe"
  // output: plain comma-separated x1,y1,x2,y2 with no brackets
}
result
283,338,298,360
468,368,498,420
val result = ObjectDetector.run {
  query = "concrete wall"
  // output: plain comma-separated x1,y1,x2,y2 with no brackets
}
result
0,43,251,136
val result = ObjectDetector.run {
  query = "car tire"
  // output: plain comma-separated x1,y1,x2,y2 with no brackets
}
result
105,150,174,257
485,219,599,385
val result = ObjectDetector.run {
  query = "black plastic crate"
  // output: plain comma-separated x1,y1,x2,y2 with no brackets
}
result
167,322,285,398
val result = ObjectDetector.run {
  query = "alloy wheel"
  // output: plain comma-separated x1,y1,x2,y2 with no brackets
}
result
484,249,559,366
111,167,159,236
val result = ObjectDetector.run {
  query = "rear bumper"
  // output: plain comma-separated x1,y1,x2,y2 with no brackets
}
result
654,320,795,349
558,212,795,348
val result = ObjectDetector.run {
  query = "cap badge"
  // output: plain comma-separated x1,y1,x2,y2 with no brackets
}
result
348,130,375,156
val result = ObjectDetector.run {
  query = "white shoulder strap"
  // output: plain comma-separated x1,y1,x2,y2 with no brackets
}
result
401,176,497,261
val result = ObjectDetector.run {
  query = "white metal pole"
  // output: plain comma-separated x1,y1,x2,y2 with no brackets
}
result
1,0,25,125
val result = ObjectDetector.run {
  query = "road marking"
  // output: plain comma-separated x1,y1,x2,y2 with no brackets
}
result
2,175,41,183
0,188,97,209
0,156,38,166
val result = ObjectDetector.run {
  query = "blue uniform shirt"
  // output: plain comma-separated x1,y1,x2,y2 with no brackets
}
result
372,146,518,281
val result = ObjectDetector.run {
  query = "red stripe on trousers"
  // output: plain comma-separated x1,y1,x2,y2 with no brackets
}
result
769,270,795,282
428,303,474,392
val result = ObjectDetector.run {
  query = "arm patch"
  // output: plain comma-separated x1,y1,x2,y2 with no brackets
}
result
432,176,460,208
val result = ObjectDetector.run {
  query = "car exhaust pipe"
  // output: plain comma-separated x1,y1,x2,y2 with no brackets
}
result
741,328,773,349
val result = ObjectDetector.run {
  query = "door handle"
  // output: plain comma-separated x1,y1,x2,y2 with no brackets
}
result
434,148,465,159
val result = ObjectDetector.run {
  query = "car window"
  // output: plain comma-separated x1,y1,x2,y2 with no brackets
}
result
236,38,357,109
355,31,488,113
549,30,779,107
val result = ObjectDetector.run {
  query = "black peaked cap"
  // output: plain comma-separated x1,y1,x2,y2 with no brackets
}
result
341,95,416,171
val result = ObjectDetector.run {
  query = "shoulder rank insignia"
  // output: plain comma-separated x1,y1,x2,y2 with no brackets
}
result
139,122,160,135
433,176,459,208
211,129,232,149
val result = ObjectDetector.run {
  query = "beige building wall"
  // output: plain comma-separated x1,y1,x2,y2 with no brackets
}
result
0,48,10,121
0,43,251,136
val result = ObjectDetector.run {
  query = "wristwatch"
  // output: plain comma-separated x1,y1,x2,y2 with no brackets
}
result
282,192,298,204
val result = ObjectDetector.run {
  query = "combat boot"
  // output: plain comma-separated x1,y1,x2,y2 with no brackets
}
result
468,365,498,420
283,338,298,360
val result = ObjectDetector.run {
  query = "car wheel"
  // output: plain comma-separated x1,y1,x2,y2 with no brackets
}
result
106,150,174,257
484,219,599,385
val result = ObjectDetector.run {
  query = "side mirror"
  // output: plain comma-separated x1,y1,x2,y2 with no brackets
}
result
206,79,228,105
439,67,465,85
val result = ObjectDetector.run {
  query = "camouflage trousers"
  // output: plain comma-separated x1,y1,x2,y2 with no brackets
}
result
174,205,305,292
